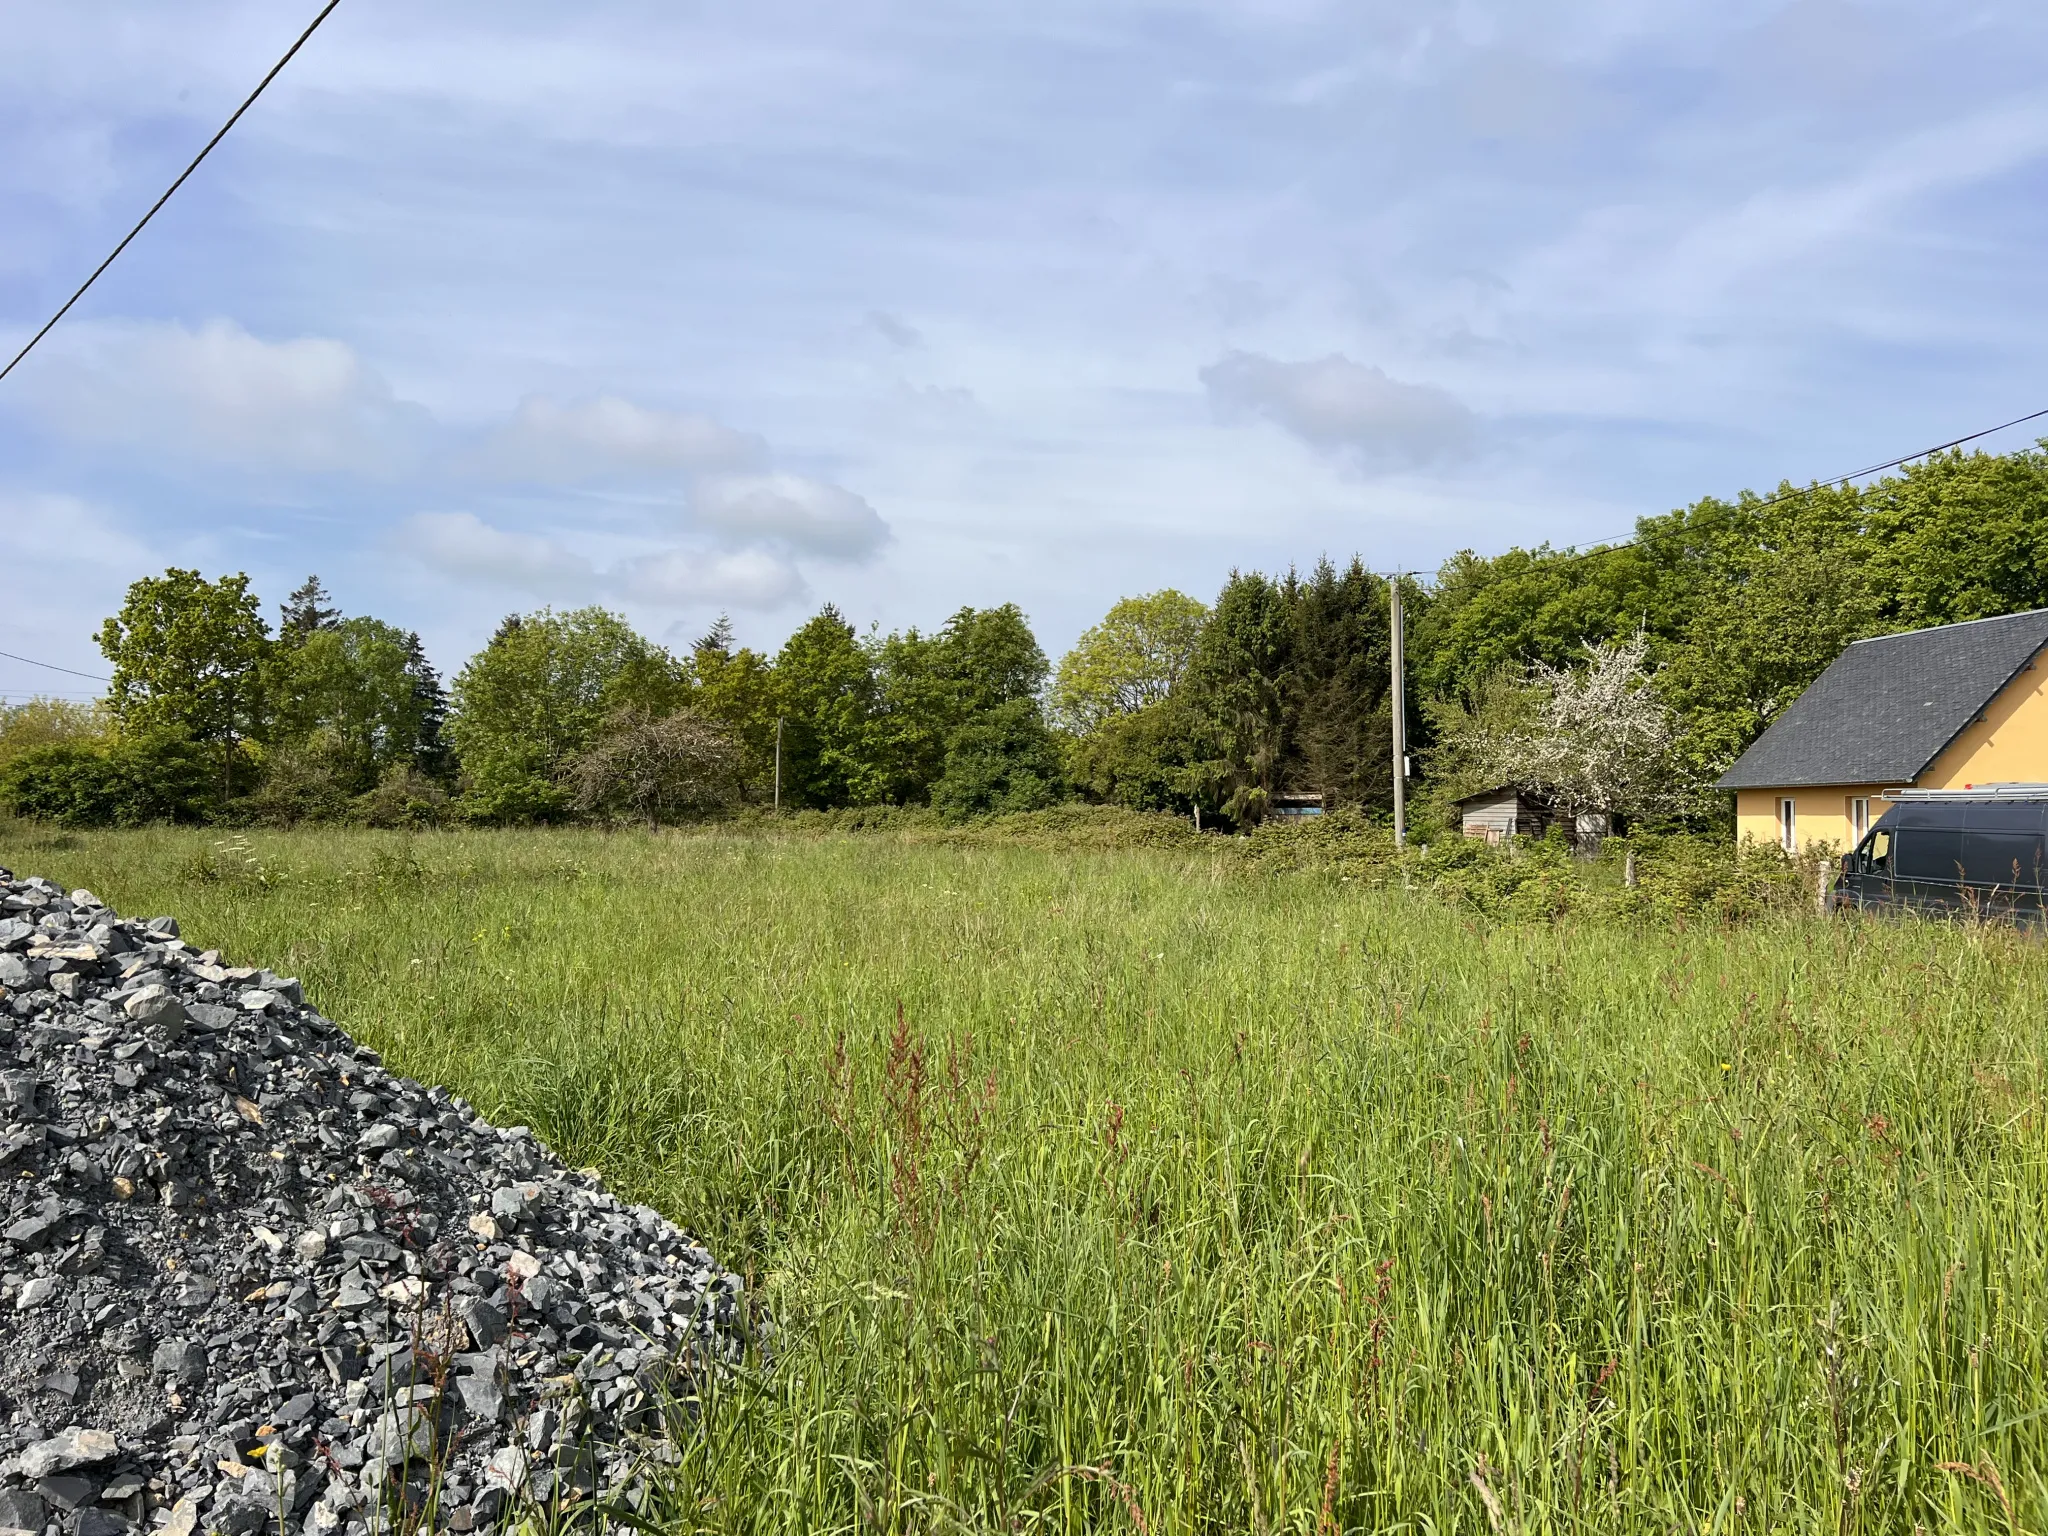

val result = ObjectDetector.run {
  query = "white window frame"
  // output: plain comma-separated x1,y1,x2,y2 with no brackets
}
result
1778,797,1797,853
1849,796,1870,842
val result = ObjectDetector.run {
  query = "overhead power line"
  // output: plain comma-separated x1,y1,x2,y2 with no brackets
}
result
0,0,345,386
1553,404,2048,568
0,648,111,683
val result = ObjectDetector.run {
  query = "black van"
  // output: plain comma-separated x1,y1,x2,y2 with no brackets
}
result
1836,789,2048,918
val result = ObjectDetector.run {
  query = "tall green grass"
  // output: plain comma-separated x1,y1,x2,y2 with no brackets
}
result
4,818,2045,1532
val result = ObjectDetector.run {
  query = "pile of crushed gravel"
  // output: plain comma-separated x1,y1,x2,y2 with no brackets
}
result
0,869,747,1536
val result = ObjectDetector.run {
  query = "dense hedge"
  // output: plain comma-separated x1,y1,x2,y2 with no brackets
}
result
0,734,215,827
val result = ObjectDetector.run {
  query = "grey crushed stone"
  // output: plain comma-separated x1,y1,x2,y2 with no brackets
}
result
0,869,749,1534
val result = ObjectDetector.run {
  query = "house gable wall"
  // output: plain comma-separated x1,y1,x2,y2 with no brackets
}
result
1918,657,2048,787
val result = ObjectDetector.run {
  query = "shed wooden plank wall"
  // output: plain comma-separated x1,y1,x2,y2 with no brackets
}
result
1461,792,1535,841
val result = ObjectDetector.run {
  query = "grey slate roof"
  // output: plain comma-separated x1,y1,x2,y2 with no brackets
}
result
1717,608,2048,791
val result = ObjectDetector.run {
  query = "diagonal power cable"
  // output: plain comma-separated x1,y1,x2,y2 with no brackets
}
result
0,0,345,386
0,648,111,682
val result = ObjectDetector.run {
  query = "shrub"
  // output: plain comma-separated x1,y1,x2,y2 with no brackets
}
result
0,699,109,768
236,736,355,827
0,731,213,826
565,708,740,824
351,765,451,829
456,769,570,826
933,700,1065,821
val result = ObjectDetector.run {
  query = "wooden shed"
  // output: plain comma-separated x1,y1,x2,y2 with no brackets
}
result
1454,786,1552,843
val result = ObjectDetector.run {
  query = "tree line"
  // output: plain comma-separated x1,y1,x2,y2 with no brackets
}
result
5,443,2047,831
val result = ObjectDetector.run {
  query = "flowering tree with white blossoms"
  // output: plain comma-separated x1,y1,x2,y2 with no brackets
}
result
1478,632,1704,828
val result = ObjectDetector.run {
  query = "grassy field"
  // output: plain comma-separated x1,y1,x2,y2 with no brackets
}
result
4,819,2046,1534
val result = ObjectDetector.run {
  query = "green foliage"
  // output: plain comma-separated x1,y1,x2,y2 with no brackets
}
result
929,602,1050,714
1179,570,1293,822
1050,588,1208,733
774,602,1055,810
277,574,341,646
350,764,451,829
689,629,779,801
1416,447,2048,780
0,698,109,768
1284,557,1398,807
448,607,683,822
932,697,1065,820
866,604,1053,805
269,616,447,793
97,568,270,808
1062,695,1214,815
772,605,880,808
0,732,213,826
1073,562,1402,827
1865,447,2048,627
1418,663,1542,802
237,737,356,828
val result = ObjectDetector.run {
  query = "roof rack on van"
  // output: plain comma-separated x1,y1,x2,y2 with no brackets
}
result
1881,784,2048,800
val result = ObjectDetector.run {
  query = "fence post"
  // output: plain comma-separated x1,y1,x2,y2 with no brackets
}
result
1816,858,1829,917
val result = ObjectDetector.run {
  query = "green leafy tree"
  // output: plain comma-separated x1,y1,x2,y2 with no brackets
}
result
865,604,1054,804
930,604,1049,715
773,605,879,807
97,569,270,811
1419,664,1543,801
933,698,1065,820
690,628,780,802
0,699,109,769
1283,559,1395,809
448,607,681,822
1050,590,1208,734
864,626,950,803
1660,541,1878,777
1063,695,1216,816
1180,571,1293,823
271,616,449,794
1865,448,2048,628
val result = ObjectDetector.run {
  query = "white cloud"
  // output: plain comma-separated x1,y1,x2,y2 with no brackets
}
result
399,512,805,612
1199,350,1477,466
15,320,428,474
694,473,891,560
472,394,767,483
618,547,805,609
396,512,596,597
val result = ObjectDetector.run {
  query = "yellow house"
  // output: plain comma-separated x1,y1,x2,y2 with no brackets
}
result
1717,608,2048,853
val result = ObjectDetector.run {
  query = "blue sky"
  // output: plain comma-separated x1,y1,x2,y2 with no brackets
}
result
3,0,2046,696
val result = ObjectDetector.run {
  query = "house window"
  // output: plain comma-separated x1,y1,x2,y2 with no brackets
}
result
1778,798,1797,852
1849,797,1870,841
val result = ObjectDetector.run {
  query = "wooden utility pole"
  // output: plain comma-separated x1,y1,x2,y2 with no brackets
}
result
774,717,784,813
1390,576,1407,849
